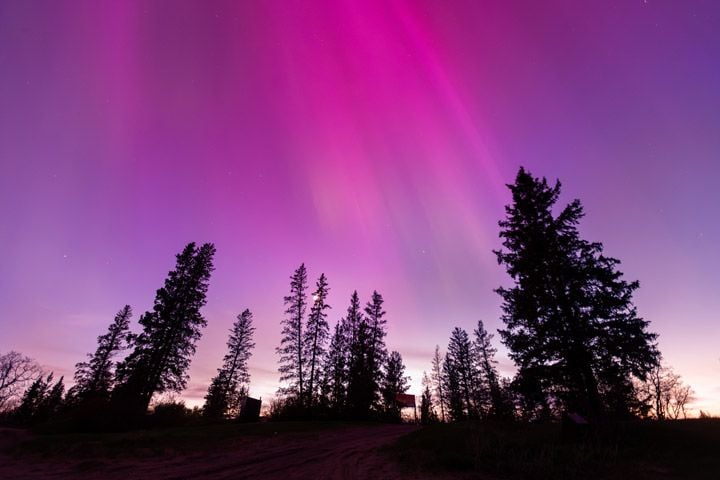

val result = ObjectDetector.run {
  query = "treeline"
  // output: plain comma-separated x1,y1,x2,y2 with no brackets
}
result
272,265,409,421
0,167,698,429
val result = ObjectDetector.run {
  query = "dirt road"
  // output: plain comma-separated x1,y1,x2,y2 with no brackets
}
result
1,424,424,480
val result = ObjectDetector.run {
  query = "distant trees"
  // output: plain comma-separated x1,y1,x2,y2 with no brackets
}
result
113,242,216,418
70,305,132,402
420,372,438,425
204,309,256,419
430,346,447,422
495,168,660,419
16,373,64,424
639,364,694,420
0,351,40,413
276,264,309,404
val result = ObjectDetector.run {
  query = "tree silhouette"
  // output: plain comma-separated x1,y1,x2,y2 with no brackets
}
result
381,351,410,421
495,167,660,419
473,320,512,419
0,351,40,412
204,309,256,419
113,242,216,418
442,352,464,421
276,264,309,405
324,321,348,414
430,345,447,422
71,305,132,402
364,291,388,408
16,373,63,424
447,327,478,419
420,372,438,424
346,292,374,418
303,273,330,409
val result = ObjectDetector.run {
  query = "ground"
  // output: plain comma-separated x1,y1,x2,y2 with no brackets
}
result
0,423,424,480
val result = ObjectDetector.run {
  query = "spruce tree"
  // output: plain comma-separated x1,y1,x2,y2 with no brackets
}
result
447,327,478,418
204,309,256,418
495,167,660,418
364,291,388,408
324,322,348,414
473,320,512,419
303,274,330,409
381,351,410,421
72,305,132,401
442,353,464,421
113,242,216,417
276,264,308,404
345,293,374,419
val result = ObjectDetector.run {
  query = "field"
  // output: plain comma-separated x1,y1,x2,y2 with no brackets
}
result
2,419,719,479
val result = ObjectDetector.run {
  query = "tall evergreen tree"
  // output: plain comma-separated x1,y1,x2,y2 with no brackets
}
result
447,327,478,419
364,291,388,408
204,309,256,418
381,351,410,421
431,345,447,422
276,264,308,404
345,293,374,419
113,242,216,417
324,321,348,414
473,320,512,419
495,168,660,418
72,305,132,401
442,353,464,421
303,274,330,408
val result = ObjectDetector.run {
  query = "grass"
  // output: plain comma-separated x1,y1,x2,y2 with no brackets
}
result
4,420,356,459
391,419,720,479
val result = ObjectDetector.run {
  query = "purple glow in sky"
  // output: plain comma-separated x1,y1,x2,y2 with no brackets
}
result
2,1,719,412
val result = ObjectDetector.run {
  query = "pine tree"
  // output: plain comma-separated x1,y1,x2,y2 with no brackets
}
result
495,168,660,418
303,274,330,409
204,309,256,418
276,264,308,405
431,345,447,422
16,373,63,424
381,351,410,421
364,291,388,408
472,320,510,419
324,322,348,414
345,293,374,419
442,353,464,421
447,327,478,419
39,376,64,420
72,305,132,401
113,242,216,417
16,374,50,424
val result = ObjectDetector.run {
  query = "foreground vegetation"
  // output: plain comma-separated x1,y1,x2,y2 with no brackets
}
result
392,419,720,479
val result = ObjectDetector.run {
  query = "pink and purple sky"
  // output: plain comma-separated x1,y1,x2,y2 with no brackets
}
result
2,1,719,413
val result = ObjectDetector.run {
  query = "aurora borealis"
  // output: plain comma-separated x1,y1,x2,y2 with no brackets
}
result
1,1,719,412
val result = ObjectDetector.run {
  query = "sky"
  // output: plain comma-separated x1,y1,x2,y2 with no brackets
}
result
1,0,719,414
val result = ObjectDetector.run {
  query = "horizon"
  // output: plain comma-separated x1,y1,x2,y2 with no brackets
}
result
2,1,720,415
